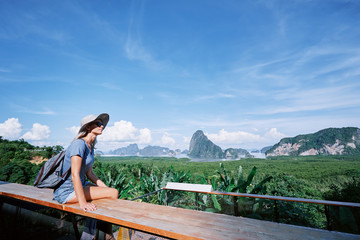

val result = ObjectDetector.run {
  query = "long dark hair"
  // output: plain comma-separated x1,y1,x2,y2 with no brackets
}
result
74,130,97,150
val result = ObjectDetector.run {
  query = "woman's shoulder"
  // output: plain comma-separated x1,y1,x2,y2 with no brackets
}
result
67,139,88,156
69,139,87,149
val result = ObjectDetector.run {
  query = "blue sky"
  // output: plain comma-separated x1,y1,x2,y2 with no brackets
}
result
1,0,359,152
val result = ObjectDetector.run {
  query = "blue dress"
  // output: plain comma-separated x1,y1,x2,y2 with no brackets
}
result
53,139,94,203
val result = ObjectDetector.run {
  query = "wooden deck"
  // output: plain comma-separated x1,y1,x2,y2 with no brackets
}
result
1,181,359,240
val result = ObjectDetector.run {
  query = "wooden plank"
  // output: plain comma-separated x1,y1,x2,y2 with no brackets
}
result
1,182,360,240
0,181,63,210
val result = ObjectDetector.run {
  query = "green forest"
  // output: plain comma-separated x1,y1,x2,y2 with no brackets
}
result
0,138,359,234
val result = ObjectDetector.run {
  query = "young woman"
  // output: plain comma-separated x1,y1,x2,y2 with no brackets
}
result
53,113,118,212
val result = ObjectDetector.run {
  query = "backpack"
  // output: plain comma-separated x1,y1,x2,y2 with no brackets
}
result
33,150,71,189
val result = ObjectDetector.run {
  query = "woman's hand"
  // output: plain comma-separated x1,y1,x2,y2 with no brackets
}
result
80,202,97,212
95,179,108,188
86,167,108,187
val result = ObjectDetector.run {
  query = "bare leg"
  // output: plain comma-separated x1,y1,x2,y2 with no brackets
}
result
67,186,118,203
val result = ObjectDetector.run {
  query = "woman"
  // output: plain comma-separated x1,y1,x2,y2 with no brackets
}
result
54,113,118,212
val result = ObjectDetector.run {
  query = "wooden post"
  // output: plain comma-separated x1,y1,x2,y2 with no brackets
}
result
96,220,113,240
70,214,81,240
195,193,199,210
324,205,332,231
0,198,3,227
233,196,239,216
165,190,168,206
274,200,279,222
14,204,21,233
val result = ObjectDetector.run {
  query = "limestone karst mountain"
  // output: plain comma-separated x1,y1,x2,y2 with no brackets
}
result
188,130,252,159
188,130,225,159
266,127,360,157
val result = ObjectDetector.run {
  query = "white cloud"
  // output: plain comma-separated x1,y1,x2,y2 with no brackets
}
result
138,128,152,144
247,84,360,116
0,67,10,73
124,0,167,70
66,126,80,138
21,123,50,140
183,136,191,145
99,120,152,144
0,118,22,139
264,128,286,140
97,82,122,91
206,129,262,144
161,132,176,146
201,128,288,150
196,93,236,101
11,104,56,115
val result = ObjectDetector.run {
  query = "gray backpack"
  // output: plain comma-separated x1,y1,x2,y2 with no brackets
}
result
33,150,70,189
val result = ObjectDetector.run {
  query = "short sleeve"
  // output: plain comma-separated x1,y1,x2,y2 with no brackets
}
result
68,139,87,158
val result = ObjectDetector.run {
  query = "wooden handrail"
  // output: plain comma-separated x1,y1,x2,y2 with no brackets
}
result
210,191,360,208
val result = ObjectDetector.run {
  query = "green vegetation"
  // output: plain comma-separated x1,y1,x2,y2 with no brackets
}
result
98,155,360,187
0,137,63,184
0,138,359,234
324,177,360,233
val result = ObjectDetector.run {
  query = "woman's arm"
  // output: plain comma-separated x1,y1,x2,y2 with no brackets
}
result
71,155,96,211
86,167,108,187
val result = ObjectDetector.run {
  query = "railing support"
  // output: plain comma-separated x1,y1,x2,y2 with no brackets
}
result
195,192,199,210
233,196,239,216
130,189,163,202
274,200,279,222
70,214,81,240
165,189,168,206
13,204,21,233
325,205,332,231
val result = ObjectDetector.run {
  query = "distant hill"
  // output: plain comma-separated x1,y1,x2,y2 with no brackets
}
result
109,143,139,155
261,146,272,153
266,127,360,157
224,148,253,159
188,130,252,159
107,144,178,157
140,145,171,156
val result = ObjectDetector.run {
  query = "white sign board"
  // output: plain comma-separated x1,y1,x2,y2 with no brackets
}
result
165,182,213,193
